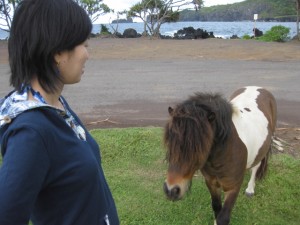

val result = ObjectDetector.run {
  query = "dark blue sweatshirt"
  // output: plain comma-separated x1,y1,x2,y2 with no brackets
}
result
0,93,119,225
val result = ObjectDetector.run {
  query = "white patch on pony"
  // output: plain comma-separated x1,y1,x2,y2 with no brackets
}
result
245,162,261,196
231,86,269,169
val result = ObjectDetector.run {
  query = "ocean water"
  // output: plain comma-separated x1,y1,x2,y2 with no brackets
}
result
0,21,297,40
93,21,298,39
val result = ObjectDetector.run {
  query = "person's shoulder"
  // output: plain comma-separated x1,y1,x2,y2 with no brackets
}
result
8,108,57,132
0,109,57,148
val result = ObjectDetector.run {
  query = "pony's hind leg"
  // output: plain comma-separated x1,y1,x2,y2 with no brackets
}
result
245,162,261,197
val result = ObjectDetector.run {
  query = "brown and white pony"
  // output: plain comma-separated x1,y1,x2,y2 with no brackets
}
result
163,86,277,225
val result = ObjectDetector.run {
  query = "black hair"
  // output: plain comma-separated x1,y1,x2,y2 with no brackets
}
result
8,0,92,93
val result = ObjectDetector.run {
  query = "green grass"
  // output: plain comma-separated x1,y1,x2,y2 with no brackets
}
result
91,127,300,225
1,127,299,224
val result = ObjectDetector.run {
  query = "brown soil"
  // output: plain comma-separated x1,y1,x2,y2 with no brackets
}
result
88,37,300,61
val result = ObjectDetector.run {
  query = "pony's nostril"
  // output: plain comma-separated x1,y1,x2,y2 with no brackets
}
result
163,183,181,200
171,186,180,199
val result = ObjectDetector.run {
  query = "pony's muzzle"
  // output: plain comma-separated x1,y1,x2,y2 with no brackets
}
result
163,182,181,201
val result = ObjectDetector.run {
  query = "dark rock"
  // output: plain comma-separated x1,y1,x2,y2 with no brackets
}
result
230,34,240,39
123,28,138,38
160,34,173,39
114,32,123,38
173,26,214,39
253,28,263,37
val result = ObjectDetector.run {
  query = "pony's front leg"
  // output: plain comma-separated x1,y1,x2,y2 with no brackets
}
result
216,189,240,225
205,180,222,224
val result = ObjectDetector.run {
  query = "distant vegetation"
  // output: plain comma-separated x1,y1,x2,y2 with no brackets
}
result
112,18,133,24
257,25,291,41
179,0,297,22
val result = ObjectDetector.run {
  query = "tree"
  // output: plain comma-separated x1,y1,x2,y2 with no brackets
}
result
0,0,21,32
74,0,111,23
0,0,111,33
128,0,203,37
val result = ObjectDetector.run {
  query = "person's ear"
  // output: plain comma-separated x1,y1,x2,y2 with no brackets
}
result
54,53,61,66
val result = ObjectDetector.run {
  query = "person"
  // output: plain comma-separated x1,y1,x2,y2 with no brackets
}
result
0,0,119,224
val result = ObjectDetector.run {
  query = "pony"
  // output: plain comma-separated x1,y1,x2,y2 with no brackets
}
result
163,86,277,225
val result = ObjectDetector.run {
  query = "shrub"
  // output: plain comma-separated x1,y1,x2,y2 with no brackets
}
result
242,34,251,40
258,25,290,42
100,24,111,35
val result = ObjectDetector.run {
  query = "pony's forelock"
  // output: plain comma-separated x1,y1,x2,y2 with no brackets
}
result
164,92,233,176
164,103,214,175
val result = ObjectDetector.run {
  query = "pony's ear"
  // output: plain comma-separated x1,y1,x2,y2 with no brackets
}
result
207,111,216,122
168,107,174,115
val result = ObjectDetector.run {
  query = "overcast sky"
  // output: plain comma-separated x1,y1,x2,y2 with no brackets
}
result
99,0,245,23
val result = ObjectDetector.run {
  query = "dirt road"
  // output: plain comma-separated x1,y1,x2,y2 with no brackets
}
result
0,38,299,155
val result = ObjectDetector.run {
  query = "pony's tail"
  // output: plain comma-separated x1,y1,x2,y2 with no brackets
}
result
255,145,272,180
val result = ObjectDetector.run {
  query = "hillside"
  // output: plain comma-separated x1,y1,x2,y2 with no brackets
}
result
179,0,297,22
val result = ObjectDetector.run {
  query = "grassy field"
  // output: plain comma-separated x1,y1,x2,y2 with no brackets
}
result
1,127,299,225
92,127,300,225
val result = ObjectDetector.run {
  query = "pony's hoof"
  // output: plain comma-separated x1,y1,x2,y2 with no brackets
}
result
245,192,254,197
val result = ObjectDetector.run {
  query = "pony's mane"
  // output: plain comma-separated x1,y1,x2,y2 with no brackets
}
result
164,92,233,172
188,92,233,142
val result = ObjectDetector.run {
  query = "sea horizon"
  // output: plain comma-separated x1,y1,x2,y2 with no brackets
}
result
0,21,297,40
